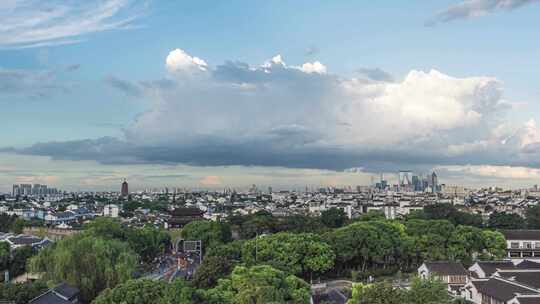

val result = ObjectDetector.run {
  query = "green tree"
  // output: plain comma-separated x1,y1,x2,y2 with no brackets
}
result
230,211,275,239
83,217,125,240
192,255,233,288
348,282,404,304
423,204,482,227
526,205,540,229
480,230,507,259
348,277,450,304
0,241,9,271
405,277,450,304
0,214,17,232
9,246,36,279
205,240,244,262
11,218,26,234
324,221,406,273
321,207,348,228
29,234,138,302
448,225,484,265
92,278,199,304
126,226,171,263
204,265,310,304
242,232,335,279
487,212,526,229
0,280,48,304
405,219,455,262
273,215,327,234
84,218,170,263
181,220,232,252
357,210,386,222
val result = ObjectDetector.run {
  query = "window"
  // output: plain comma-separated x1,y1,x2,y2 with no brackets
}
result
449,275,465,284
535,242,540,249
510,252,521,258
522,251,533,257
524,242,532,249
511,242,519,249
534,251,540,257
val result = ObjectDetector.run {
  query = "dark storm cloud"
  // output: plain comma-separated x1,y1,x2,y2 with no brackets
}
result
7,133,530,174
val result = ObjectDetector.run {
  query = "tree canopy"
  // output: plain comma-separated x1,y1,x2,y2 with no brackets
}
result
83,217,170,263
420,204,483,227
92,278,200,304
321,207,348,228
487,212,526,230
526,205,540,229
181,220,232,252
242,232,335,279
204,265,311,304
29,233,138,302
348,277,450,304
0,281,48,304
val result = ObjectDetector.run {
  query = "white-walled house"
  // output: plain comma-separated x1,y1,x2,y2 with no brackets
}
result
418,261,468,297
500,230,540,261
103,204,119,218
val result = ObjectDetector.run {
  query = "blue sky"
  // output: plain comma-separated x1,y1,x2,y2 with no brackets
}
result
2,0,540,191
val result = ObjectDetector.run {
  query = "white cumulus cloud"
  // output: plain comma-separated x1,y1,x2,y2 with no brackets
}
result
299,61,327,74
15,52,540,173
166,48,208,73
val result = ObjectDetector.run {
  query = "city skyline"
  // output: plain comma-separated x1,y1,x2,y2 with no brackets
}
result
3,1,540,191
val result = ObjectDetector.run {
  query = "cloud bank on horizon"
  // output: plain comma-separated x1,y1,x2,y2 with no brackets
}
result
7,48,540,176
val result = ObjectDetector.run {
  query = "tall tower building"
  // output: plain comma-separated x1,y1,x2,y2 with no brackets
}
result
431,172,438,193
121,179,129,197
12,185,20,196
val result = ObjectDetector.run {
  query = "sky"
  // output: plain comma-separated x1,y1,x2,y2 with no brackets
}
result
2,0,540,192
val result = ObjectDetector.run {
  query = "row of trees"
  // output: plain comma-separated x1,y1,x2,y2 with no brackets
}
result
0,214,26,234
0,244,36,282
179,214,507,290
28,218,171,302
325,219,505,276
93,265,311,304
0,281,48,304
20,208,508,303
418,203,540,230
349,277,470,304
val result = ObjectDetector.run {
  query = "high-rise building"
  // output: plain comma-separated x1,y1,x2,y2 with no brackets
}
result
40,185,47,195
412,175,422,192
431,172,438,193
121,179,129,197
21,184,32,196
398,171,413,191
32,184,41,195
12,185,20,196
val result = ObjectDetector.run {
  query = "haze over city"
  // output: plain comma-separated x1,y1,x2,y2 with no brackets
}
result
2,0,540,191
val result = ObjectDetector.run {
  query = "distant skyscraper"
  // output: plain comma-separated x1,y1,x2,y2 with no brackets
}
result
121,179,129,197
412,175,422,191
398,171,413,191
12,185,20,196
431,172,438,193
21,184,32,196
